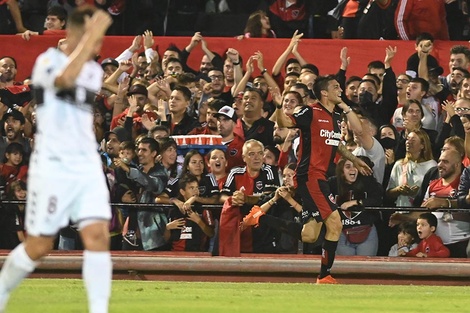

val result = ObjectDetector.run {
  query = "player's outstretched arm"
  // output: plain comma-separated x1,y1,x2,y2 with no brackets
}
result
337,143,372,176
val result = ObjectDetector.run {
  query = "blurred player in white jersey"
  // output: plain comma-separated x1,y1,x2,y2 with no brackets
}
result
0,6,113,313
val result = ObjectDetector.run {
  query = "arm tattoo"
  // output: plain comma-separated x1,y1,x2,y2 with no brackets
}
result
338,143,357,162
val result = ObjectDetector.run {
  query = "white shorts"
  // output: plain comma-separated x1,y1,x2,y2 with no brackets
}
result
25,168,111,237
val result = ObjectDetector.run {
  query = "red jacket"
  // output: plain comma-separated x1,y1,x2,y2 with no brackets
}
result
406,233,450,258
395,0,449,40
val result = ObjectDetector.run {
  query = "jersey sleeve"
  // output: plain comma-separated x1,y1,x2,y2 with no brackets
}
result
207,174,220,197
292,106,313,131
164,178,180,198
31,48,63,90
263,165,281,193
221,169,238,195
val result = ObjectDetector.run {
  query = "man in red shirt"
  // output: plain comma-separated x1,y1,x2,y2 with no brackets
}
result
268,75,371,283
218,139,280,256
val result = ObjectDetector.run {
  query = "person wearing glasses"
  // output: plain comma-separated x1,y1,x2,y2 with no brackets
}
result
206,68,234,105
395,98,439,161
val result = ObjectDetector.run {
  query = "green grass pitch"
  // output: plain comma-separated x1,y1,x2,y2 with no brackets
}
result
5,279,470,313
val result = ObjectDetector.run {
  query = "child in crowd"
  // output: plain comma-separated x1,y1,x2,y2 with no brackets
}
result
164,174,215,251
388,221,418,256
0,142,28,196
0,180,27,249
402,213,450,258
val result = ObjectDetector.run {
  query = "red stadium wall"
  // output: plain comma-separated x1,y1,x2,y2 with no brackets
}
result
0,35,467,82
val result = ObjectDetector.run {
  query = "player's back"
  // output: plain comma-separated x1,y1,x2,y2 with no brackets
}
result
31,48,103,171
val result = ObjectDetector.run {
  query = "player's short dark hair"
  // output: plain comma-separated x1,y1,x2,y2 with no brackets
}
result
139,137,159,154
313,75,336,100
418,212,438,229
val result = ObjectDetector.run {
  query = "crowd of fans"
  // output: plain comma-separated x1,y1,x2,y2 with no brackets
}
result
0,1,470,259
1,1,469,39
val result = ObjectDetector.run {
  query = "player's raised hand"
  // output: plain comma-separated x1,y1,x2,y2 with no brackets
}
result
86,9,112,39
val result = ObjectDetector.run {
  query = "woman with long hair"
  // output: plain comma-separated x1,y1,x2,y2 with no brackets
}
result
240,10,276,39
386,129,437,207
156,150,219,211
395,100,438,160
329,157,383,256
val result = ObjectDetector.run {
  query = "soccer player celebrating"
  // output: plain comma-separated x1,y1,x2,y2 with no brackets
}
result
270,75,372,283
0,6,113,313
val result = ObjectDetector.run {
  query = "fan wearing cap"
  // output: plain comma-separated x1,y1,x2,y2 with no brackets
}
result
110,83,150,134
188,99,226,135
100,57,119,79
215,105,244,169
100,126,131,166
0,110,32,164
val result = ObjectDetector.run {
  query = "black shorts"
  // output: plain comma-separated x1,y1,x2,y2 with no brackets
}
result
297,178,337,224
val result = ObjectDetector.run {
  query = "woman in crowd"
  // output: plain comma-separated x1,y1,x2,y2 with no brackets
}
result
386,129,437,208
240,10,276,39
156,150,219,210
378,124,399,188
329,157,383,256
207,148,228,190
395,100,438,161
